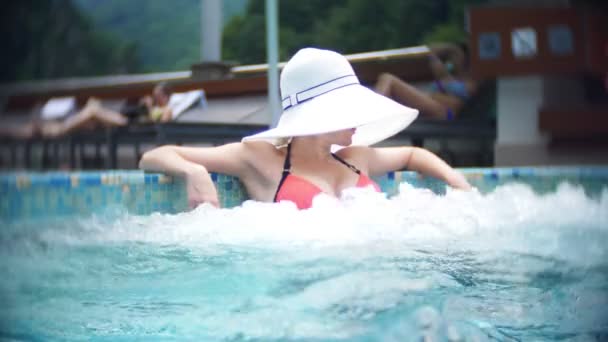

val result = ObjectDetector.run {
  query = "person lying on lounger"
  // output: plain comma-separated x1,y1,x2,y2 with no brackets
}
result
38,97,129,138
375,43,478,120
0,96,128,139
0,83,197,139
48,82,177,136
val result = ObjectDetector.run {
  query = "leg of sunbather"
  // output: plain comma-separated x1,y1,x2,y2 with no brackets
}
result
375,72,449,120
38,121,65,138
89,107,128,126
429,93,464,116
0,121,39,139
53,98,127,136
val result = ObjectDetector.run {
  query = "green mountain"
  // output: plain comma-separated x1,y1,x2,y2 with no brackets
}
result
222,0,481,65
74,0,248,73
5,0,496,81
2,0,140,82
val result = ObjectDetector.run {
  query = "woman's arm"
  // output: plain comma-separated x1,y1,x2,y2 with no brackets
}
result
139,143,250,208
160,107,173,122
139,95,154,113
428,43,465,68
366,146,471,190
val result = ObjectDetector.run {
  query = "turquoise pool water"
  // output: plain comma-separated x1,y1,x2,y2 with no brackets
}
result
1,167,607,341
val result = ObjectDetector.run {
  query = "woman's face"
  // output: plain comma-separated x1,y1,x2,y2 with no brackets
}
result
153,87,170,107
324,128,356,146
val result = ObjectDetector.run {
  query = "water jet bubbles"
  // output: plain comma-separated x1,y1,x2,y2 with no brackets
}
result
446,324,463,342
42,179,608,269
379,305,491,342
415,306,443,332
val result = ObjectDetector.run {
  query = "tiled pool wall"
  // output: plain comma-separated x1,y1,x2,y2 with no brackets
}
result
1,167,607,222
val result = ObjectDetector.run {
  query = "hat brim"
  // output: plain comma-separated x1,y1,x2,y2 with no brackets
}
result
242,84,418,146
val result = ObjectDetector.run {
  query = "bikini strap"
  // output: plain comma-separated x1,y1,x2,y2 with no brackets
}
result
434,79,447,94
273,143,292,202
331,153,361,175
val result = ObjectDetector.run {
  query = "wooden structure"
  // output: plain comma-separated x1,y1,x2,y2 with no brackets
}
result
468,7,607,78
468,6,608,144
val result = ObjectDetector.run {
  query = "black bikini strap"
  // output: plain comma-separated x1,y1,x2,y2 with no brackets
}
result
273,146,360,202
273,143,292,202
331,153,360,175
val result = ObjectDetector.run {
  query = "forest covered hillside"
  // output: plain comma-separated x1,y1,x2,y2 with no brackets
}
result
4,0,493,82
5,0,605,82
74,0,248,72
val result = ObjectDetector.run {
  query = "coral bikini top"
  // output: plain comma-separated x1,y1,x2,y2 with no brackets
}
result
273,144,380,209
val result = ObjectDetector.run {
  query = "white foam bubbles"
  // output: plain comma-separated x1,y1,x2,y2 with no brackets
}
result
8,181,608,341
47,181,608,266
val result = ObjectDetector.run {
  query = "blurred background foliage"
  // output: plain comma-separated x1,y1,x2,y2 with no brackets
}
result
2,0,140,82
3,0,499,83
207,0,489,65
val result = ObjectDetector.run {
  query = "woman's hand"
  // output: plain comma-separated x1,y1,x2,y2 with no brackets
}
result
140,95,153,109
185,166,220,208
160,107,173,122
138,143,250,209
446,170,472,191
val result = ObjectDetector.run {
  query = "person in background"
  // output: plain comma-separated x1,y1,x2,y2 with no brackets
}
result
139,47,471,210
37,97,128,137
375,43,478,120
138,82,174,123
0,82,175,140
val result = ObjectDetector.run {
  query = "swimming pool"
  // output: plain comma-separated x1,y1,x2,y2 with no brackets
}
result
1,167,607,340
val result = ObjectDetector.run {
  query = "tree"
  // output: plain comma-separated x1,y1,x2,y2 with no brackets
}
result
1,0,140,83
222,0,488,65
222,0,347,64
314,0,450,53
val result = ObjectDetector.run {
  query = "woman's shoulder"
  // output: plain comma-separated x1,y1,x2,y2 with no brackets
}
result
335,145,373,167
238,141,285,189
337,145,372,156
240,141,285,164
241,140,281,154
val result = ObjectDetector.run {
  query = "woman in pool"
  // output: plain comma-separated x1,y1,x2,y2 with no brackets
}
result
375,43,477,120
139,47,471,209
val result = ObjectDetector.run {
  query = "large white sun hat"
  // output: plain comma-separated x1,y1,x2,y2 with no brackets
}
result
242,47,418,147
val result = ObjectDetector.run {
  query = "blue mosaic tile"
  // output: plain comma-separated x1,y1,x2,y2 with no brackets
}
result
49,176,71,188
1,167,608,223
144,174,157,185
82,176,101,186
487,172,499,181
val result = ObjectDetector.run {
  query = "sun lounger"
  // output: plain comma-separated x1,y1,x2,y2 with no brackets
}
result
168,89,207,120
2,79,496,170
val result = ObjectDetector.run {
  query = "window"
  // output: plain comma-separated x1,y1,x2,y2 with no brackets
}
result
511,27,537,58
